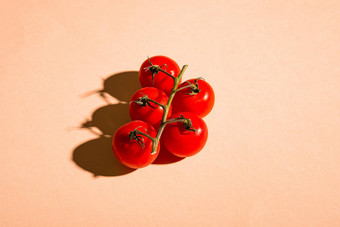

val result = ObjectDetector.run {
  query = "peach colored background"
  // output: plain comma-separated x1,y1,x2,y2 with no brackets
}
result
1,0,339,226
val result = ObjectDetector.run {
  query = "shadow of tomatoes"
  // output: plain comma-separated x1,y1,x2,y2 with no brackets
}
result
71,71,185,178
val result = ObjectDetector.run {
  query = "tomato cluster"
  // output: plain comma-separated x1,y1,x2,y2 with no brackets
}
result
112,56,215,169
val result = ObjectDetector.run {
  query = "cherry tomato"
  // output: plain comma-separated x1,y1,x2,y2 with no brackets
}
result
112,120,159,169
129,87,171,128
172,78,215,118
139,56,181,95
161,112,208,157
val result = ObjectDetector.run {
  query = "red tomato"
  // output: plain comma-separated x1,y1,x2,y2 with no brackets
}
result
112,121,159,169
139,56,181,95
172,78,215,118
161,112,208,157
129,87,171,128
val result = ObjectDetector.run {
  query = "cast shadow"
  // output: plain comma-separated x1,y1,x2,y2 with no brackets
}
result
81,103,131,136
72,71,141,177
73,136,135,177
99,71,141,102
72,70,185,177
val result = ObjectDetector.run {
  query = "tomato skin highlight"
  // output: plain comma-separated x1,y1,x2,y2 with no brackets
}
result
139,56,181,95
112,121,159,169
129,87,171,128
172,79,215,118
161,112,208,157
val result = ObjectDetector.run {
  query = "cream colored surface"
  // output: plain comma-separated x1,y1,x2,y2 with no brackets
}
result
1,0,340,226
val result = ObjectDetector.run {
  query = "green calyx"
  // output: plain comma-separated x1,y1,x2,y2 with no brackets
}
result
176,114,197,132
143,57,170,84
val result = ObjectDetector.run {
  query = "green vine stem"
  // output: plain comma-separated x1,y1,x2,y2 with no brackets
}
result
131,64,200,154
148,65,187,154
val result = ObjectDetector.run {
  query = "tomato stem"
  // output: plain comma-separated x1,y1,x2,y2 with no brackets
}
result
173,84,197,93
130,64,192,155
128,126,155,149
162,117,196,131
131,95,166,109
174,77,205,95
157,68,175,79
135,131,155,142
145,57,175,82
147,65,188,154
147,99,166,109
163,65,188,120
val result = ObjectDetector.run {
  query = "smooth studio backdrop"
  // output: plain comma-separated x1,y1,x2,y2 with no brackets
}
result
1,0,339,226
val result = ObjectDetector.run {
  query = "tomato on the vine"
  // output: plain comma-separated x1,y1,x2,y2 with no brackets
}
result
129,87,171,128
161,112,208,157
139,56,181,95
112,120,159,169
172,78,215,118
112,56,213,169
